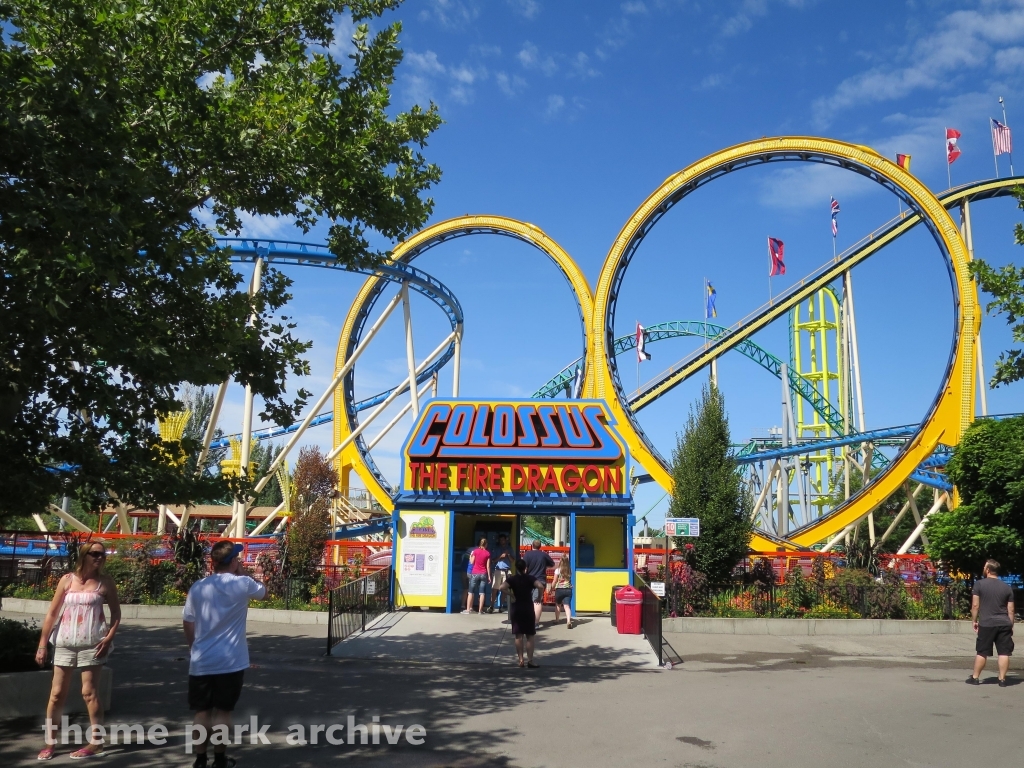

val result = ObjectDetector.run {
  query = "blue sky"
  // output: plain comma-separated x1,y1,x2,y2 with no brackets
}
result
224,0,1024,526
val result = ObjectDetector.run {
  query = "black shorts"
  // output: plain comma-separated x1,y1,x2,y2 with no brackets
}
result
976,625,1014,657
188,671,245,711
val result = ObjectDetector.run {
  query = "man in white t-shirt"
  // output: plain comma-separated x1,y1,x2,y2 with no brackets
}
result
183,541,267,768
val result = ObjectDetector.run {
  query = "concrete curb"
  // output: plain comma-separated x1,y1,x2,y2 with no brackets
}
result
662,617,975,635
1,598,329,625
0,668,112,720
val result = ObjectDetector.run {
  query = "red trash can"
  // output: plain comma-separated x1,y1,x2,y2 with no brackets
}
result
614,585,643,634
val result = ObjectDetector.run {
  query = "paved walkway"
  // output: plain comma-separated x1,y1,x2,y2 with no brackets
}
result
332,609,659,668
1,610,1019,767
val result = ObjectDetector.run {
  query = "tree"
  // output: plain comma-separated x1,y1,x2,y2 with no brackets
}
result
926,416,1024,576
286,445,336,584
969,189,1024,386
667,383,752,583
0,0,442,522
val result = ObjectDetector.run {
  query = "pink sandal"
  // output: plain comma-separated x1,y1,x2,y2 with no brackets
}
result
69,745,104,759
37,746,55,761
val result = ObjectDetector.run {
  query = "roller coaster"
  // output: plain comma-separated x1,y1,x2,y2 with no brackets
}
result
68,137,1023,553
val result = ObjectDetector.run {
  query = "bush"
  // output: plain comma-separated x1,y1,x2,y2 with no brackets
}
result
0,617,40,672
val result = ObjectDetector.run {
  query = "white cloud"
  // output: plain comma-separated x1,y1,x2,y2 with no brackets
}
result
622,1,648,14
571,52,599,78
721,0,817,37
406,50,446,76
994,45,1024,72
401,50,489,106
545,94,566,117
761,90,1001,210
327,14,358,61
419,0,480,29
496,71,527,96
699,73,724,90
518,41,558,75
471,44,502,57
507,0,541,19
813,5,1024,127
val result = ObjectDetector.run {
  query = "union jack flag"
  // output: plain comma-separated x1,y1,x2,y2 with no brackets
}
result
830,196,840,238
992,118,1013,156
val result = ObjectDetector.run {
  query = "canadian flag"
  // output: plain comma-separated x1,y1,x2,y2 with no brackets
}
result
946,128,962,164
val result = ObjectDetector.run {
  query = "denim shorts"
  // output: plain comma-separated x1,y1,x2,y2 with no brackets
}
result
468,573,489,596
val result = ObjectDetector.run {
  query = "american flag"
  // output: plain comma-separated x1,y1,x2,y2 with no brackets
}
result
830,196,840,238
992,118,1013,156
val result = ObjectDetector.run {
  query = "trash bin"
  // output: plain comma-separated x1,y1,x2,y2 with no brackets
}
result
609,585,627,627
615,585,643,635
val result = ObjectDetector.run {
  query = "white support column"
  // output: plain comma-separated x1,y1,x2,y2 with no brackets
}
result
235,257,264,537
906,484,930,548
250,501,287,536
195,379,229,477
327,331,456,463
844,271,867,433
248,290,405,500
876,483,925,547
752,460,779,527
157,505,167,535
779,365,790,537
452,324,463,397
31,513,48,532
841,294,852,501
47,504,92,534
401,282,420,418
897,493,948,554
365,379,434,452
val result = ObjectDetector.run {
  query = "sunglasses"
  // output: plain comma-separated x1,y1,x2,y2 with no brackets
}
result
86,551,106,558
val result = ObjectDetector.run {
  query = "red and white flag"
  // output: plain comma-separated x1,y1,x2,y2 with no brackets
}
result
946,128,962,164
992,118,1013,156
636,323,651,362
768,237,785,276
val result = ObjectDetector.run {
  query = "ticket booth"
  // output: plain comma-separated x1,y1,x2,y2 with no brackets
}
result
391,399,635,614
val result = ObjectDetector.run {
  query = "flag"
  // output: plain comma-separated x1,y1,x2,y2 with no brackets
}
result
946,128,962,164
896,153,912,171
571,366,583,399
706,282,717,319
992,118,1013,156
636,323,651,362
830,196,840,238
768,237,785,276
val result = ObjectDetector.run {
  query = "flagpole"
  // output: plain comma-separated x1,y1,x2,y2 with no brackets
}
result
1001,97,1014,176
767,236,773,305
945,127,952,189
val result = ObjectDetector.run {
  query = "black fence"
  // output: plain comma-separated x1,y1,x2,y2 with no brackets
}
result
664,578,977,620
326,567,393,653
631,574,663,664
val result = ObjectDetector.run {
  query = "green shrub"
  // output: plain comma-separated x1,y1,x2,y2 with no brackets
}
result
0,617,40,673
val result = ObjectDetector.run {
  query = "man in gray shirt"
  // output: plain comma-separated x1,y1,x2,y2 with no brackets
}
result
966,559,1015,687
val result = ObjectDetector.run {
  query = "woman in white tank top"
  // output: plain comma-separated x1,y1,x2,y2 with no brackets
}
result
35,540,121,761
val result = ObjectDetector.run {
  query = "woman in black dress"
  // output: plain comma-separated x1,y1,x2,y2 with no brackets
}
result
500,558,547,668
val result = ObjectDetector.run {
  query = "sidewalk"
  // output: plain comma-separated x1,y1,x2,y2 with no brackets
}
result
332,609,659,668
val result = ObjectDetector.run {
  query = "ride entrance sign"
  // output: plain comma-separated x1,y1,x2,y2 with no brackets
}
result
665,517,700,537
395,399,633,513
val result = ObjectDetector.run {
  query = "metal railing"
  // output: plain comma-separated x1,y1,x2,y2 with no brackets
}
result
635,575,663,665
326,567,393,653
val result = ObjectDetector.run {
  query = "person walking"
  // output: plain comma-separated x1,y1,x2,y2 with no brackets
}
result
36,541,121,761
183,541,267,768
523,539,554,625
463,537,491,614
550,555,574,629
500,558,547,668
488,533,514,613
966,559,1015,687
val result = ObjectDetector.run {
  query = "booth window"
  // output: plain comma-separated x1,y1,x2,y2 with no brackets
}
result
574,515,626,569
